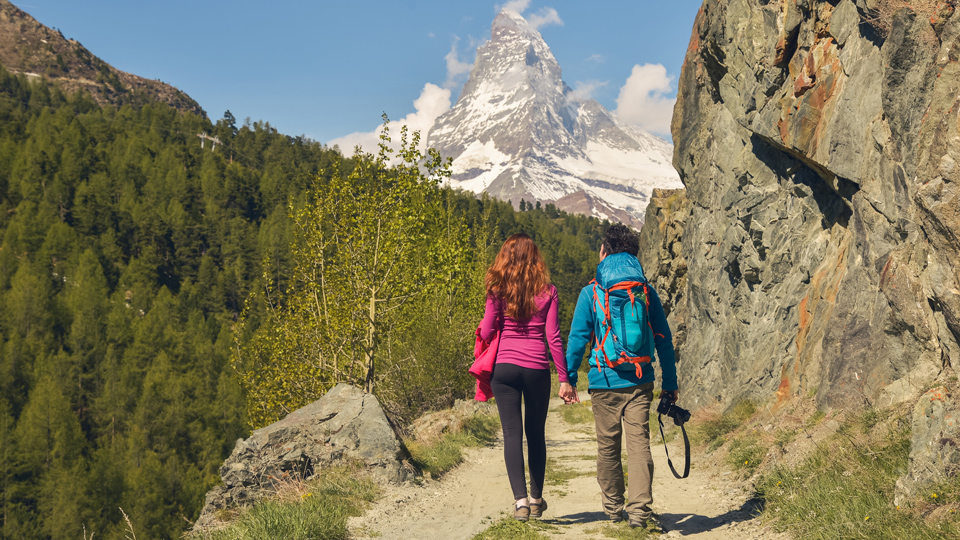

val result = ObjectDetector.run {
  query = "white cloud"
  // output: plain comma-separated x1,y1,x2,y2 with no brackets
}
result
586,53,604,64
527,7,563,30
614,63,675,137
444,37,473,89
328,83,452,154
566,80,608,104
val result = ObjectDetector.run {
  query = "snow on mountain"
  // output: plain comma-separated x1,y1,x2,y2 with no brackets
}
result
426,9,682,226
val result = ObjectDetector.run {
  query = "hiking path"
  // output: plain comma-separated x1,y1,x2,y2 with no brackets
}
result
349,397,791,539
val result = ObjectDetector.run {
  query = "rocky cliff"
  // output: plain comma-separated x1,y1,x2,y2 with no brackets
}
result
657,0,959,412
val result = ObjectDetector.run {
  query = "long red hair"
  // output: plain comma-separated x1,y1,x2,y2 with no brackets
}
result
485,233,551,321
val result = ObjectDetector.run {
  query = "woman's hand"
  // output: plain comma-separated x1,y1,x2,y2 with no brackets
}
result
559,382,579,404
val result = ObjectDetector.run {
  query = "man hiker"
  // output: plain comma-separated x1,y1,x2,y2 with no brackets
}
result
559,223,679,530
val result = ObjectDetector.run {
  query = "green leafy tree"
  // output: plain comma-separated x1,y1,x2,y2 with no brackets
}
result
234,119,471,425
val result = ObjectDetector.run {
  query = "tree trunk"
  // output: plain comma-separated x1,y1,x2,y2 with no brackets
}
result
364,293,376,393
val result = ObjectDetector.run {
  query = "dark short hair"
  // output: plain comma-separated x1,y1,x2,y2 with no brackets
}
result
602,223,639,256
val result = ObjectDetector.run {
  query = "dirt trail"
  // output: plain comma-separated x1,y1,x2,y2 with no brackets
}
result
349,398,790,539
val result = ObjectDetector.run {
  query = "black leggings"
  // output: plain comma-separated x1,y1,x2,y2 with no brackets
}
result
490,363,551,501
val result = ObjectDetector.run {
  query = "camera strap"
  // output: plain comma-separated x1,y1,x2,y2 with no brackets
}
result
657,414,690,479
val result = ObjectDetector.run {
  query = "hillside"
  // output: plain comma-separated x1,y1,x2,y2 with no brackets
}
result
0,61,609,538
0,0,203,115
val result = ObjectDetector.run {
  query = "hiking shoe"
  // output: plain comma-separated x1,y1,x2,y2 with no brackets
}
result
529,499,547,519
606,512,624,523
629,517,665,533
514,505,530,522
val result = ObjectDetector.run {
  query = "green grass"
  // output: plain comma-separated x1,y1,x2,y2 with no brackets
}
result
471,516,556,539
544,456,591,485
557,400,595,424
726,434,767,476
406,413,501,477
757,410,960,540
199,466,380,540
688,400,756,450
805,409,826,428
773,428,796,451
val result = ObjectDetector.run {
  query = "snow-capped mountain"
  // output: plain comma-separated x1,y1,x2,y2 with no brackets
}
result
427,10,682,226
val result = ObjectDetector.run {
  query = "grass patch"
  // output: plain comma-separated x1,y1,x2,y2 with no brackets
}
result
688,400,756,450
406,413,500,477
200,466,380,540
726,434,767,476
544,456,591,486
557,401,594,424
757,410,960,540
805,409,826,428
773,428,796,451
472,516,555,539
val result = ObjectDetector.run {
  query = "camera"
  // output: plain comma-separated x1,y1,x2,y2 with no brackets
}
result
656,394,691,426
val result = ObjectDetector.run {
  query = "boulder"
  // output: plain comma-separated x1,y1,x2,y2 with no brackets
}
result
193,383,411,531
409,399,496,443
895,385,960,505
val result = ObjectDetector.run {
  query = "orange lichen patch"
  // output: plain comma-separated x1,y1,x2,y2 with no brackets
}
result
879,256,895,290
776,364,792,406
687,4,704,53
779,36,844,157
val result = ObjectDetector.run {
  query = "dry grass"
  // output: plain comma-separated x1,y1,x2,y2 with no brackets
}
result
861,0,948,37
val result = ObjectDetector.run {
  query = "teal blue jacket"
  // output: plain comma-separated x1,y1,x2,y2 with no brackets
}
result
565,252,678,391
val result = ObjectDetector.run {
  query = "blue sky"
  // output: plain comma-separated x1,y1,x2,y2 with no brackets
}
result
14,0,702,144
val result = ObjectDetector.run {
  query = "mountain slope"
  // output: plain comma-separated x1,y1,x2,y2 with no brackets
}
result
427,10,681,226
0,0,203,115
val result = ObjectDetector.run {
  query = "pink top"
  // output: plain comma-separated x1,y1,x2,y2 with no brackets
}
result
479,285,569,382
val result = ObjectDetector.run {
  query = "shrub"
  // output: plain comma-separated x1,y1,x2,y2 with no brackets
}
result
405,412,500,477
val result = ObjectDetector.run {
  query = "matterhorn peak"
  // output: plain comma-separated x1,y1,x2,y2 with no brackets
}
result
491,9,536,39
426,10,681,226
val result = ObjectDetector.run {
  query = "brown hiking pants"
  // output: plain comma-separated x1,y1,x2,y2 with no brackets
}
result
590,383,655,521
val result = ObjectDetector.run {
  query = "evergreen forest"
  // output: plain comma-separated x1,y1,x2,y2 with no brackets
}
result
0,66,607,539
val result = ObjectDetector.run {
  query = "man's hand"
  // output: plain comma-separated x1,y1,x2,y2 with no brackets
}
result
559,382,579,404
663,390,679,403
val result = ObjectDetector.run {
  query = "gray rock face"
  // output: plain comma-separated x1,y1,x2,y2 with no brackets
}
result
193,384,411,531
639,188,690,363
895,386,960,505
666,0,958,415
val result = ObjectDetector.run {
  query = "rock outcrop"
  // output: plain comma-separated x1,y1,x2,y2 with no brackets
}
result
409,399,496,444
668,0,959,415
193,384,411,531
895,385,960,505
639,188,690,364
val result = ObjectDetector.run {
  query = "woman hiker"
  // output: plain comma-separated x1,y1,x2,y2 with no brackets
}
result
478,233,576,521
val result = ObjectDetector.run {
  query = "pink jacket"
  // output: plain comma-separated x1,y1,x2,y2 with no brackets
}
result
470,326,499,401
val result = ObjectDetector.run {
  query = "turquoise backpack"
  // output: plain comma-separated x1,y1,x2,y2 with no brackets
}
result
589,278,658,378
